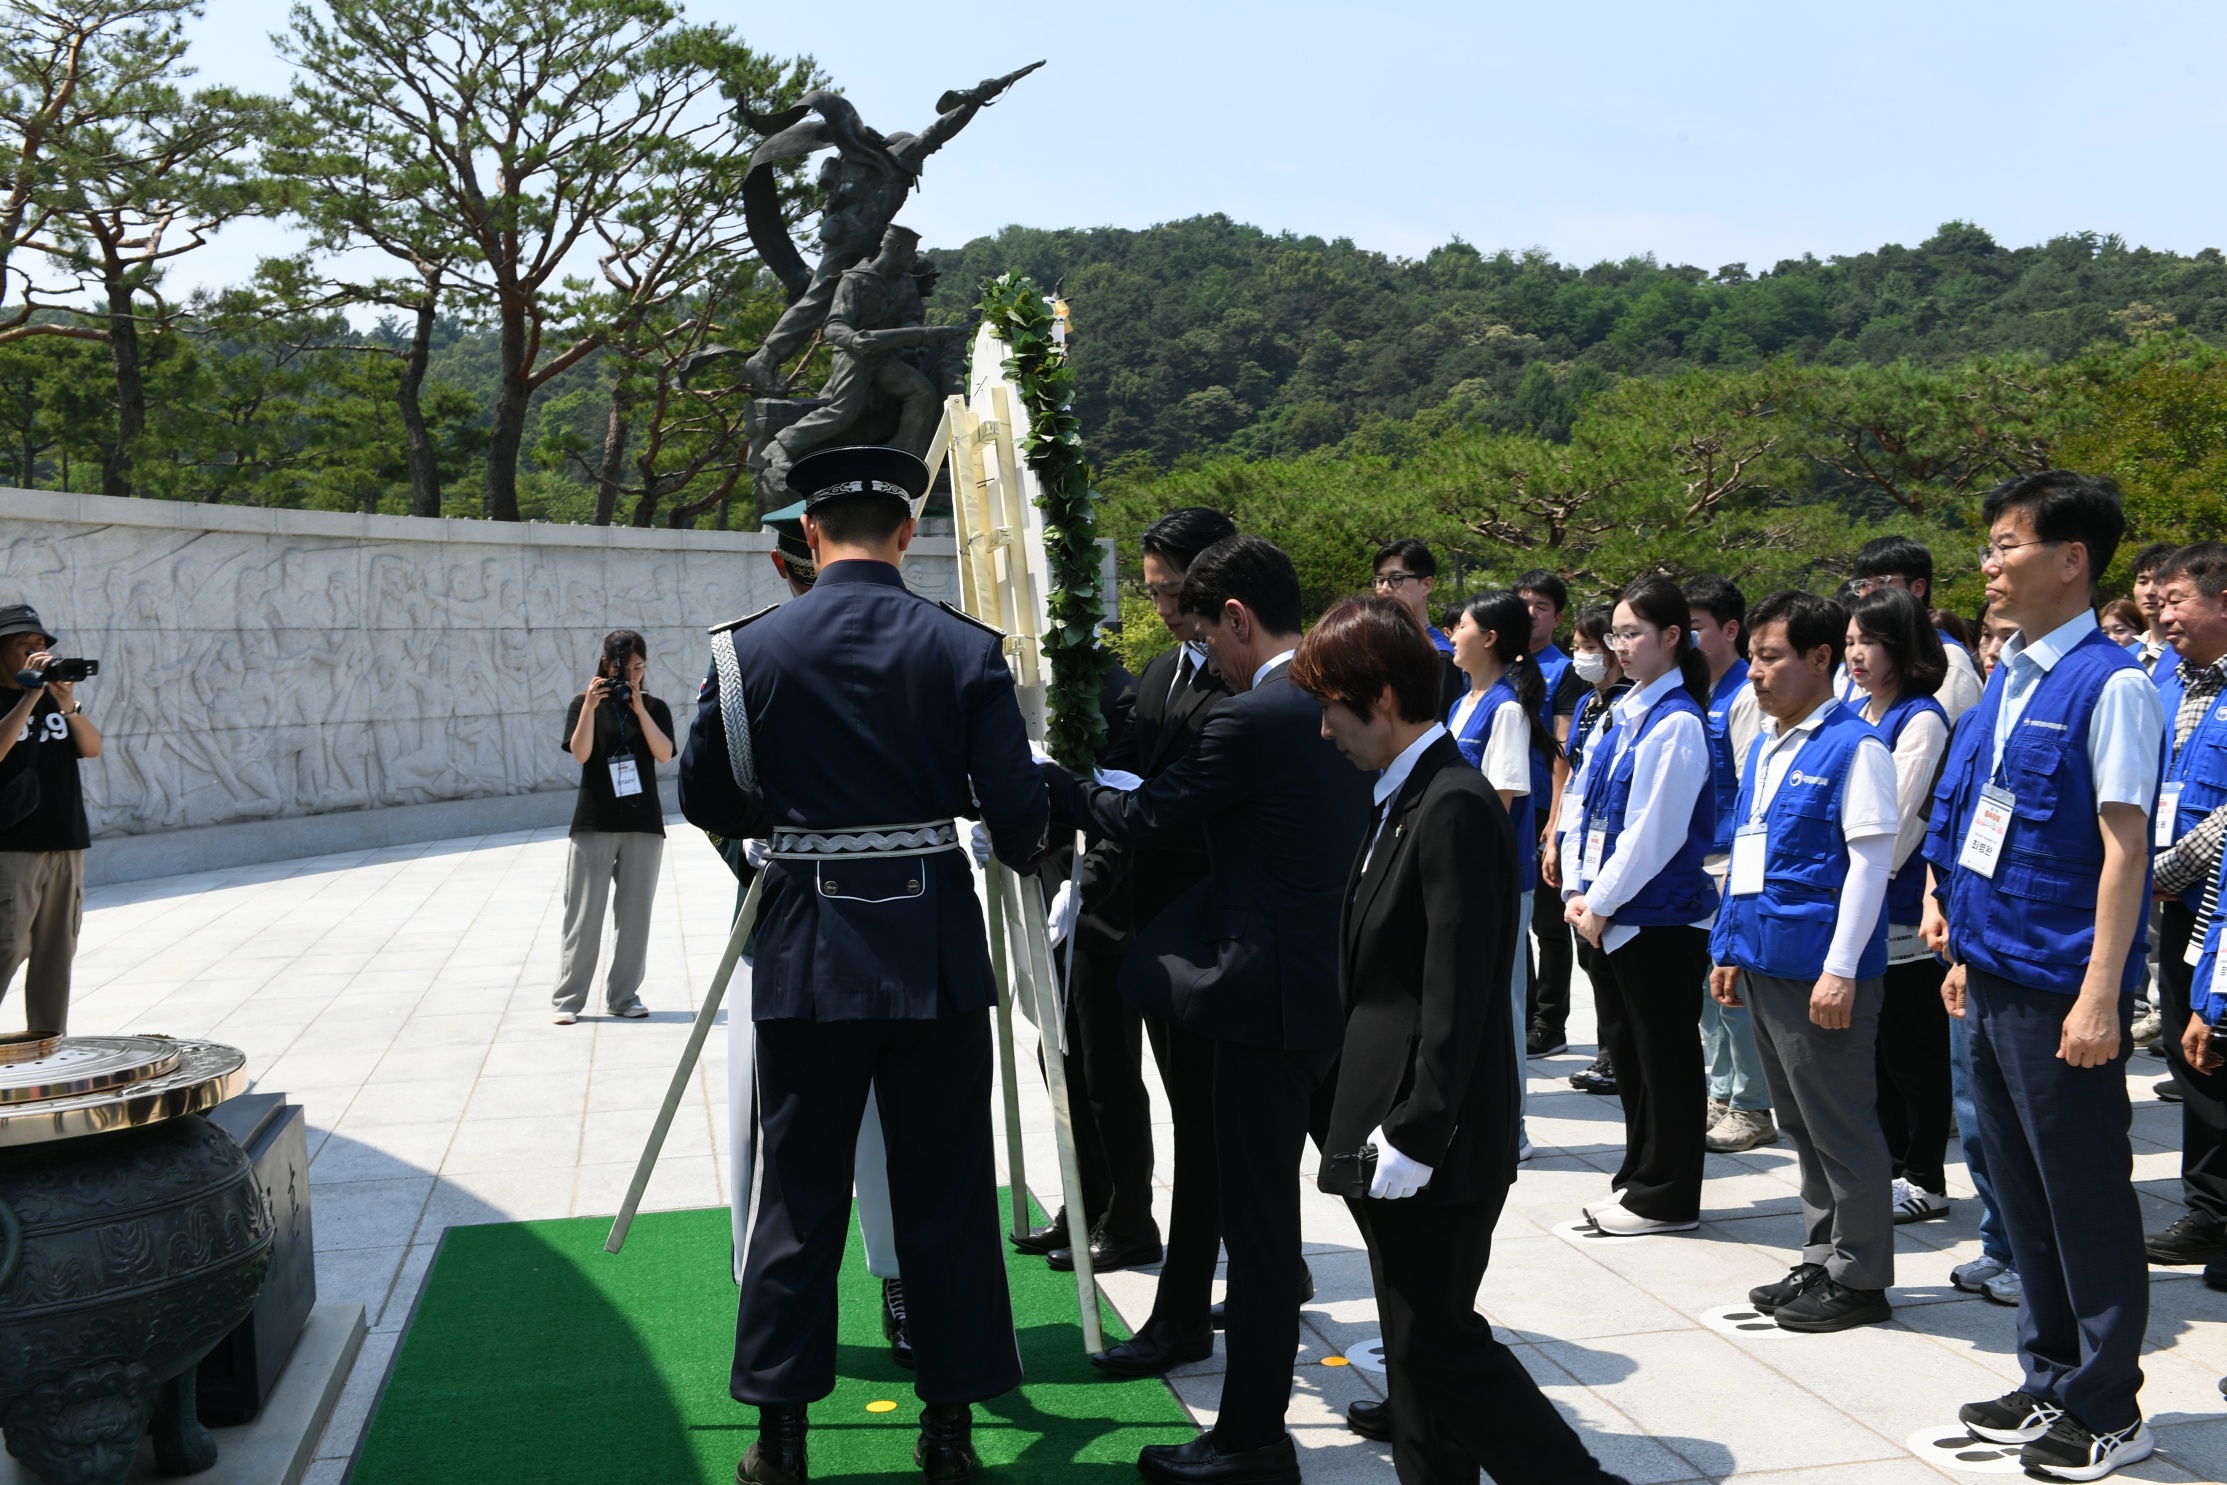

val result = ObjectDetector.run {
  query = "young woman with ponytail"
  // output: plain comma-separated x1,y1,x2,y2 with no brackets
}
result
1559,577,1718,1236
1450,591,1564,1159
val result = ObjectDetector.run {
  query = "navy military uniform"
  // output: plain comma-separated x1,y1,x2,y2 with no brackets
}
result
678,446,1048,1464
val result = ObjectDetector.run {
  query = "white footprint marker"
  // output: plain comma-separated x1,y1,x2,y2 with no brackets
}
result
1698,1303,1798,1338
1903,1424,2029,1474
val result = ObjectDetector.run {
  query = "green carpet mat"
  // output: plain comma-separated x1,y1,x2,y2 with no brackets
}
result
352,1193,1197,1482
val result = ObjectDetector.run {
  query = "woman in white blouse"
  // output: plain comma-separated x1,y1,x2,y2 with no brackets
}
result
1845,589,1955,1224
1450,590,1564,1158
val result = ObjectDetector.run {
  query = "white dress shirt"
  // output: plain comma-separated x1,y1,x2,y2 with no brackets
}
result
1993,611,2163,811
1567,668,1713,953
1363,724,1449,872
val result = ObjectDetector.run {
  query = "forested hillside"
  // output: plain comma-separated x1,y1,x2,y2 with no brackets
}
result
928,217,2227,467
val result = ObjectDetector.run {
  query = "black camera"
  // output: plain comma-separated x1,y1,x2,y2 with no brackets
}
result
15,657,97,688
602,639,634,705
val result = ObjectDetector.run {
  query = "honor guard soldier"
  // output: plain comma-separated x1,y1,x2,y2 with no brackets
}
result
679,443,1049,1485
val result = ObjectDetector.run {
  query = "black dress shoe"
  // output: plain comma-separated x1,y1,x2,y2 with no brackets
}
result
1009,1209,1068,1256
1048,1221,1165,1273
736,1403,808,1485
1137,1431,1300,1485
915,1402,978,1485
1346,1397,1391,1442
2146,1214,2227,1265
1526,1025,1569,1057
2156,1077,2186,1104
1090,1318,1214,1376
1210,1263,1314,1329
882,1278,914,1368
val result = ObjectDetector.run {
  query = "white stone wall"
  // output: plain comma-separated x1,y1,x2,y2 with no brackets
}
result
0,490,960,840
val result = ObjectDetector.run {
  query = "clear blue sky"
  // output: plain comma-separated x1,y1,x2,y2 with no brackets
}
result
184,0,2227,294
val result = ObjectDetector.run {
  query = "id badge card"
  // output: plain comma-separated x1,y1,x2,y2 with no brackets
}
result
1730,823,1767,896
608,755,644,797
1583,821,1607,882
2156,781,2183,848
1957,783,2015,879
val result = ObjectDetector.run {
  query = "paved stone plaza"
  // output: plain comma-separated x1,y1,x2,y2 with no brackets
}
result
14,823,2226,1483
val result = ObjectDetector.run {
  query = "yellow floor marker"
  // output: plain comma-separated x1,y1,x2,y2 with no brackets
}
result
866,1400,899,1413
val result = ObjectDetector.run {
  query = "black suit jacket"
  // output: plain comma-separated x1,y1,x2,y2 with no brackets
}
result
1047,663,1371,1050
1095,644,1231,936
1322,733,1520,1203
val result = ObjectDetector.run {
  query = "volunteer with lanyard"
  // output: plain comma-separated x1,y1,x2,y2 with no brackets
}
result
1923,470,2162,1483
1449,589,1563,1160
1562,577,1717,1237
1709,590,1901,1333
1844,589,1960,1229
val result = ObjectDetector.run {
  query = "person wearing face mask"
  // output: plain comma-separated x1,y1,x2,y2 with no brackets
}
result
1547,607,1628,1097
1517,571,1581,1056
1560,578,1719,1236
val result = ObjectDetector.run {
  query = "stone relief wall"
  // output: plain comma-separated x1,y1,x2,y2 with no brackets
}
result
0,491,960,839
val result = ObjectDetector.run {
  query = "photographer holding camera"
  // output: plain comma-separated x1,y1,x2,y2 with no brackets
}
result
0,603,101,1036
553,629,675,1025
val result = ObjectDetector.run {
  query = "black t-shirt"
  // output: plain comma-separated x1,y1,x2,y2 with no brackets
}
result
563,692,673,836
0,687,89,852
1550,665,1590,719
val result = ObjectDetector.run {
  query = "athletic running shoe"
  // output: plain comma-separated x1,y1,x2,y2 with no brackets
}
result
1950,1254,2008,1293
2019,1415,2153,1480
1891,1176,1950,1224
1958,1390,2062,1444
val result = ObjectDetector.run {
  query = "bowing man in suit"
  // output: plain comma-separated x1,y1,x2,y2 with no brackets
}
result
1068,507,1245,1371
1042,535,1372,1485
1295,597,1631,1485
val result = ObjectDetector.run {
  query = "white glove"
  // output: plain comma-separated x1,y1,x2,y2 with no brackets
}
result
1367,1125,1433,1200
1028,740,1054,764
743,838,771,870
1094,767,1144,792
1046,880,1079,946
969,821,993,869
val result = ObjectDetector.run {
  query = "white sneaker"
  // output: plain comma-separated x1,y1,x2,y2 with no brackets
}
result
1585,1197,1698,1237
1518,1141,1536,1162
1892,1178,1949,1224
552,1009,578,1025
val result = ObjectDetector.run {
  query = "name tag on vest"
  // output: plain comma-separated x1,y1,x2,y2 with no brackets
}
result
2156,781,2182,849
1958,783,2015,879
1730,823,1766,896
1584,820,1607,881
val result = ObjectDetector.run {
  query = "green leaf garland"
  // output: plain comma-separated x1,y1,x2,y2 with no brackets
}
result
977,272,1111,771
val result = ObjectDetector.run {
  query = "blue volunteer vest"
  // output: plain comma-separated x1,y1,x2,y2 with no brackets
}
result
1704,660,1751,852
1708,704,1890,982
1449,680,1539,892
1581,684,1716,926
2188,852,2227,1027
2160,667,2227,908
1529,644,1571,809
1872,690,1949,925
1923,627,2153,996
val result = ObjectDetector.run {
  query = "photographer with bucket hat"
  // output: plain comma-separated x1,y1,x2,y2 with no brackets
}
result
0,601,101,1035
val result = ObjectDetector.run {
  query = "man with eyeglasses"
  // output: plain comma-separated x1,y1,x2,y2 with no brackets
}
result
1921,471,2164,1480
1848,537,1983,723
1373,540,1464,715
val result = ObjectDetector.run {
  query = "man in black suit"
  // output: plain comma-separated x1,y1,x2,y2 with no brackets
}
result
1043,535,1371,1485
1032,510,1242,1321
1296,597,1630,1485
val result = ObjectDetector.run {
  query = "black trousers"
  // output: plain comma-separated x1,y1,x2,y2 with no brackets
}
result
1061,947,1160,1243
2158,900,2227,1228
1209,1038,1338,1451
1966,968,2147,1432
733,1013,1020,1406
1143,1012,1220,1330
1592,926,1709,1222
1527,874,1572,1037
1875,955,1952,1194
1352,1197,1627,1485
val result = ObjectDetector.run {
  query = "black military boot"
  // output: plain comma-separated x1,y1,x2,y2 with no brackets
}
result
915,1402,979,1484
737,1403,808,1484
883,1278,914,1368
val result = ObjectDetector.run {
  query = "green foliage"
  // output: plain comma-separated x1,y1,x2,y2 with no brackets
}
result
932,217,2227,471
979,271,1112,770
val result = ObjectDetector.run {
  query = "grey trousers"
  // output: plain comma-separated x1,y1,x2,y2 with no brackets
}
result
0,849,82,1035
552,830,663,1014
1744,970,1895,1291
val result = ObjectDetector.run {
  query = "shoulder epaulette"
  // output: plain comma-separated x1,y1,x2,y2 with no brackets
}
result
709,605,780,637
939,600,1005,638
